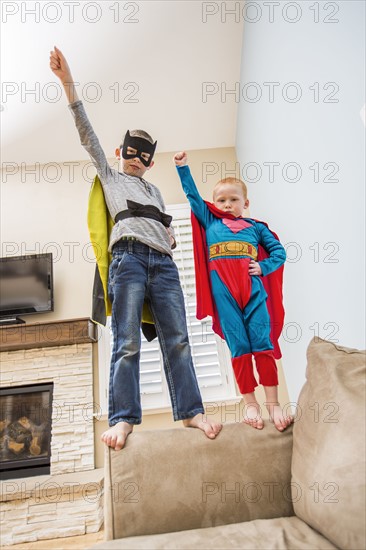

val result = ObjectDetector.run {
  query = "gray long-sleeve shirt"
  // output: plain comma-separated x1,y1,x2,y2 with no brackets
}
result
68,100,174,255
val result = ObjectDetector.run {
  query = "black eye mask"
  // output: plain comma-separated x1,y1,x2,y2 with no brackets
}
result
121,130,157,167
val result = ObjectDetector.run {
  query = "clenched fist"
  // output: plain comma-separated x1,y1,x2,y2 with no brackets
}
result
173,151,188,166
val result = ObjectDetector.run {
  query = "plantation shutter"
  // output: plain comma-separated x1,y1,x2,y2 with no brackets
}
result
99,317,171,413
169,204,236,402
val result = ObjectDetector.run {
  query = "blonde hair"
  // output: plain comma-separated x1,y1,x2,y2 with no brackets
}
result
213,177,248,200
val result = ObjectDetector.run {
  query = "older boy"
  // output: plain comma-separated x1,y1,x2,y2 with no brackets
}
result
49,47,221,449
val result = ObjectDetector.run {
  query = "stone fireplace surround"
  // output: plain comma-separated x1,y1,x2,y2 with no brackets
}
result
0,318,104,546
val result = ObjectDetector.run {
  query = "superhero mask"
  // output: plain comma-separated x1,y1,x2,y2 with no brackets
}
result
121,130,157,167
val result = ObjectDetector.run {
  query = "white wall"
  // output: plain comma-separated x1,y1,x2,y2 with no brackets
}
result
1,1,243,165
236,0,365,400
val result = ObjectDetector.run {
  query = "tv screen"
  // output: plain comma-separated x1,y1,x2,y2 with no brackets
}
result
0,253,54,319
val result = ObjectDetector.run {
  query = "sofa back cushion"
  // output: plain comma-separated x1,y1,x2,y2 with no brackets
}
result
292,338,366,550
104,422,294,540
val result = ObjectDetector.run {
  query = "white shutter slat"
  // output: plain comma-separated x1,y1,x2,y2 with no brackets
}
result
169,204,238,401
172,213,225,393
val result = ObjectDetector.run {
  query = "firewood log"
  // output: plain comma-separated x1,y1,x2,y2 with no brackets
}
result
18,417,46,455
30,436,42,456
8,419,32,446
7,439,25,454
18,416,34,430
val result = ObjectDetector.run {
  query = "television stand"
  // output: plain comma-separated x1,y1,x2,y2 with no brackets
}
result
0,316,25,326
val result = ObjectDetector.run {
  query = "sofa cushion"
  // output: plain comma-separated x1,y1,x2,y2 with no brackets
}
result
104,422,294,540
92,516,338,549
292,338,366,550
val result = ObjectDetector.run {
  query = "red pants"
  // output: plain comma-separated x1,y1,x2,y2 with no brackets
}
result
232,351,278,394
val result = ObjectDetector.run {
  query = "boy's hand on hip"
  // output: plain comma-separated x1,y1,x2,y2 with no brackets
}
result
174,151,188,166
249,260,262,276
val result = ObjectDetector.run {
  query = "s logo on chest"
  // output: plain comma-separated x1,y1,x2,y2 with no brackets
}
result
222,218,252,234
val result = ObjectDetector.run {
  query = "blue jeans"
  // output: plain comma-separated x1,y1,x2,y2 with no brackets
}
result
107,240,204,425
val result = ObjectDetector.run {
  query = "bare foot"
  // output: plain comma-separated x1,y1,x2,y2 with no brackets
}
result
101,421,134,451
183,414,222,439
266,403,293,432
242,402,264,430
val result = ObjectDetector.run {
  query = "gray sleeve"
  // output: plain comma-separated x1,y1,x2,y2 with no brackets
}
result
68,100,113,183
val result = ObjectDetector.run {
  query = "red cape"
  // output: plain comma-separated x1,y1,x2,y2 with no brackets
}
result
191,202,285,359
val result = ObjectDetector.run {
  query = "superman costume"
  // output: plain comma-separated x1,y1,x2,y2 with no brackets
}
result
177,165,286,395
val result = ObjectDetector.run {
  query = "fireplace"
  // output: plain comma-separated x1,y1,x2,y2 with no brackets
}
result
0,383,53,480
0,319,104,546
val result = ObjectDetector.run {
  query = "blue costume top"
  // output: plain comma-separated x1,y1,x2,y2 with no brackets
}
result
177,165,285,276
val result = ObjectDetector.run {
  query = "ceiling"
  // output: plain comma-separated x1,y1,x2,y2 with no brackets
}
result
1,1,244,165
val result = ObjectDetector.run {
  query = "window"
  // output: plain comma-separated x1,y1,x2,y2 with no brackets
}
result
97,204,238,416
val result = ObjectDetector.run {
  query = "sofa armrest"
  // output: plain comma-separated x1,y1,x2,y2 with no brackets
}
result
104,422,294,540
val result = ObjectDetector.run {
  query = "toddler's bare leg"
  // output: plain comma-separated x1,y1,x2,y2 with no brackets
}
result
263,386,293,432
101,421,134,451
242,393,264,429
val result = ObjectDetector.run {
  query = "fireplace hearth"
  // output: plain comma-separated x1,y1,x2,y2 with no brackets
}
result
0,383,53,480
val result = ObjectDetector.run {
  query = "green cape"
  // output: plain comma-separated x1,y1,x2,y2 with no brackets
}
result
87,175,156,340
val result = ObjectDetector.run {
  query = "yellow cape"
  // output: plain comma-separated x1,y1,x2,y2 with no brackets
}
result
87,175,155,337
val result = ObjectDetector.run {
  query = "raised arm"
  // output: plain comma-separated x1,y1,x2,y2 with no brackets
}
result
49,46,112,183
49,46,79,103
174,152,211,228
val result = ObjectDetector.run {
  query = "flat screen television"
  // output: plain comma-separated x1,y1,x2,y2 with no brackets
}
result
0,253,54,323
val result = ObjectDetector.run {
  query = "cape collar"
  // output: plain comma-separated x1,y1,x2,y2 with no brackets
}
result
205,201,246,220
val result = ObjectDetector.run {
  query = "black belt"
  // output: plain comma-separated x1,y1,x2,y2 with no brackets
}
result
115,200,172,228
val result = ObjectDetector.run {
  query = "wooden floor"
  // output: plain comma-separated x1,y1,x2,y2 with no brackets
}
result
0,527,105,550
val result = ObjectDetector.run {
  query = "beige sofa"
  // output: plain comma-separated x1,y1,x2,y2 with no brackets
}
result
93,339,365,549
